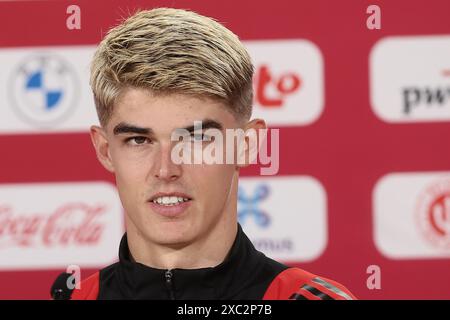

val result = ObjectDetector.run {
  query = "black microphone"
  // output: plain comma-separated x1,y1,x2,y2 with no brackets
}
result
50,272,75,300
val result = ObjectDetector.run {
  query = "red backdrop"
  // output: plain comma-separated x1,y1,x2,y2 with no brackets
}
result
0,0,449,299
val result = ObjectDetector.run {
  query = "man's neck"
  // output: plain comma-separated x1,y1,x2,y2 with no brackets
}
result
126,219,238,270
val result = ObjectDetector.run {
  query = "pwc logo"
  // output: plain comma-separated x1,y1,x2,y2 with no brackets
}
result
373,171,450,259
238,175,327,263
370,35,450,123
245,40,324,127
0,182,124,270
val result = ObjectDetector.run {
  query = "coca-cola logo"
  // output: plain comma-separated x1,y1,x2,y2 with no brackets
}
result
415,179,450,250
0,202,107,248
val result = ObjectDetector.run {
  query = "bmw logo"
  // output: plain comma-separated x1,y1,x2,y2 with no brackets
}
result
9,53,79,128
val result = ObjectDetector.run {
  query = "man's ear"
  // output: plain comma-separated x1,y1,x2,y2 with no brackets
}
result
236,118,267,169
90,125,115,173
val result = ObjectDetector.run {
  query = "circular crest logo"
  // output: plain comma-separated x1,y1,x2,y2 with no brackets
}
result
415,179,450,250
9,53,79,127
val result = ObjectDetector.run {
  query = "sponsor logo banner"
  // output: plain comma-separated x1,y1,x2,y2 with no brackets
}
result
238,175,327,262
0,181,124,270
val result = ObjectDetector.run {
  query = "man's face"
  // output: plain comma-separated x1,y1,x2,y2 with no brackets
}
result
91,88,244,247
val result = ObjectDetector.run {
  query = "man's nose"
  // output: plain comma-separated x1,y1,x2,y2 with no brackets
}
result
153,142,182,181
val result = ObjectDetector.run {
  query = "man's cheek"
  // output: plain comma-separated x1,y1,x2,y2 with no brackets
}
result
116,164,144,183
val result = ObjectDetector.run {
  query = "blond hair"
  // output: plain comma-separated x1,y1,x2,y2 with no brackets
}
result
90,7,254,126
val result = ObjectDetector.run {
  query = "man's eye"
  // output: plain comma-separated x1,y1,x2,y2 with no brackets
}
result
125,136,151,146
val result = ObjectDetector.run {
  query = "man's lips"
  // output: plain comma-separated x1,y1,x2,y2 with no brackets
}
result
148,192,193,202
147,193,193,218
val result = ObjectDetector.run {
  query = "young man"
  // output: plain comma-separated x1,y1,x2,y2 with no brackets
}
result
52,7,355,300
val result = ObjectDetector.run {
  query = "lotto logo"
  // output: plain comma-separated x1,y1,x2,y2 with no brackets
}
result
245,39,324,127
255,65,302,108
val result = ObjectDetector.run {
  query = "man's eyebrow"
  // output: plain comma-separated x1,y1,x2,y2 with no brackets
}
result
113,119,223,135
181,119,223,133
113,122,154,135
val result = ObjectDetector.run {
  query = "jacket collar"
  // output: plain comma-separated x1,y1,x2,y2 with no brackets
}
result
115,223,265,299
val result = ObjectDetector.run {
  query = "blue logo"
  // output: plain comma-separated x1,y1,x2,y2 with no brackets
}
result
25,69,63,110
238,184,271,228
9,54,79,127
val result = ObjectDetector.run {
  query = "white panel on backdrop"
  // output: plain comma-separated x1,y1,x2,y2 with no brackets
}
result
237,175,327,262
373,172,450,259
0,46,98,134
370,35,450,123
244,40,324,127
0,182,124,270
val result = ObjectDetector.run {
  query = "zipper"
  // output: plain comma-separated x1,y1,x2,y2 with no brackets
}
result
165,269,175,300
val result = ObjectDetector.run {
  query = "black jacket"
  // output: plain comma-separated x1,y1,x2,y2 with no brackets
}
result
98,223,287,299
52,223,356,300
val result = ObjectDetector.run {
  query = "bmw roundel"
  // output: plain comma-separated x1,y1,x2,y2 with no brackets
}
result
9,53,79,128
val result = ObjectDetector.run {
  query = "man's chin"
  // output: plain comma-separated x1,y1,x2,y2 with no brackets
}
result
146,224,195,247
151,234,194,249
